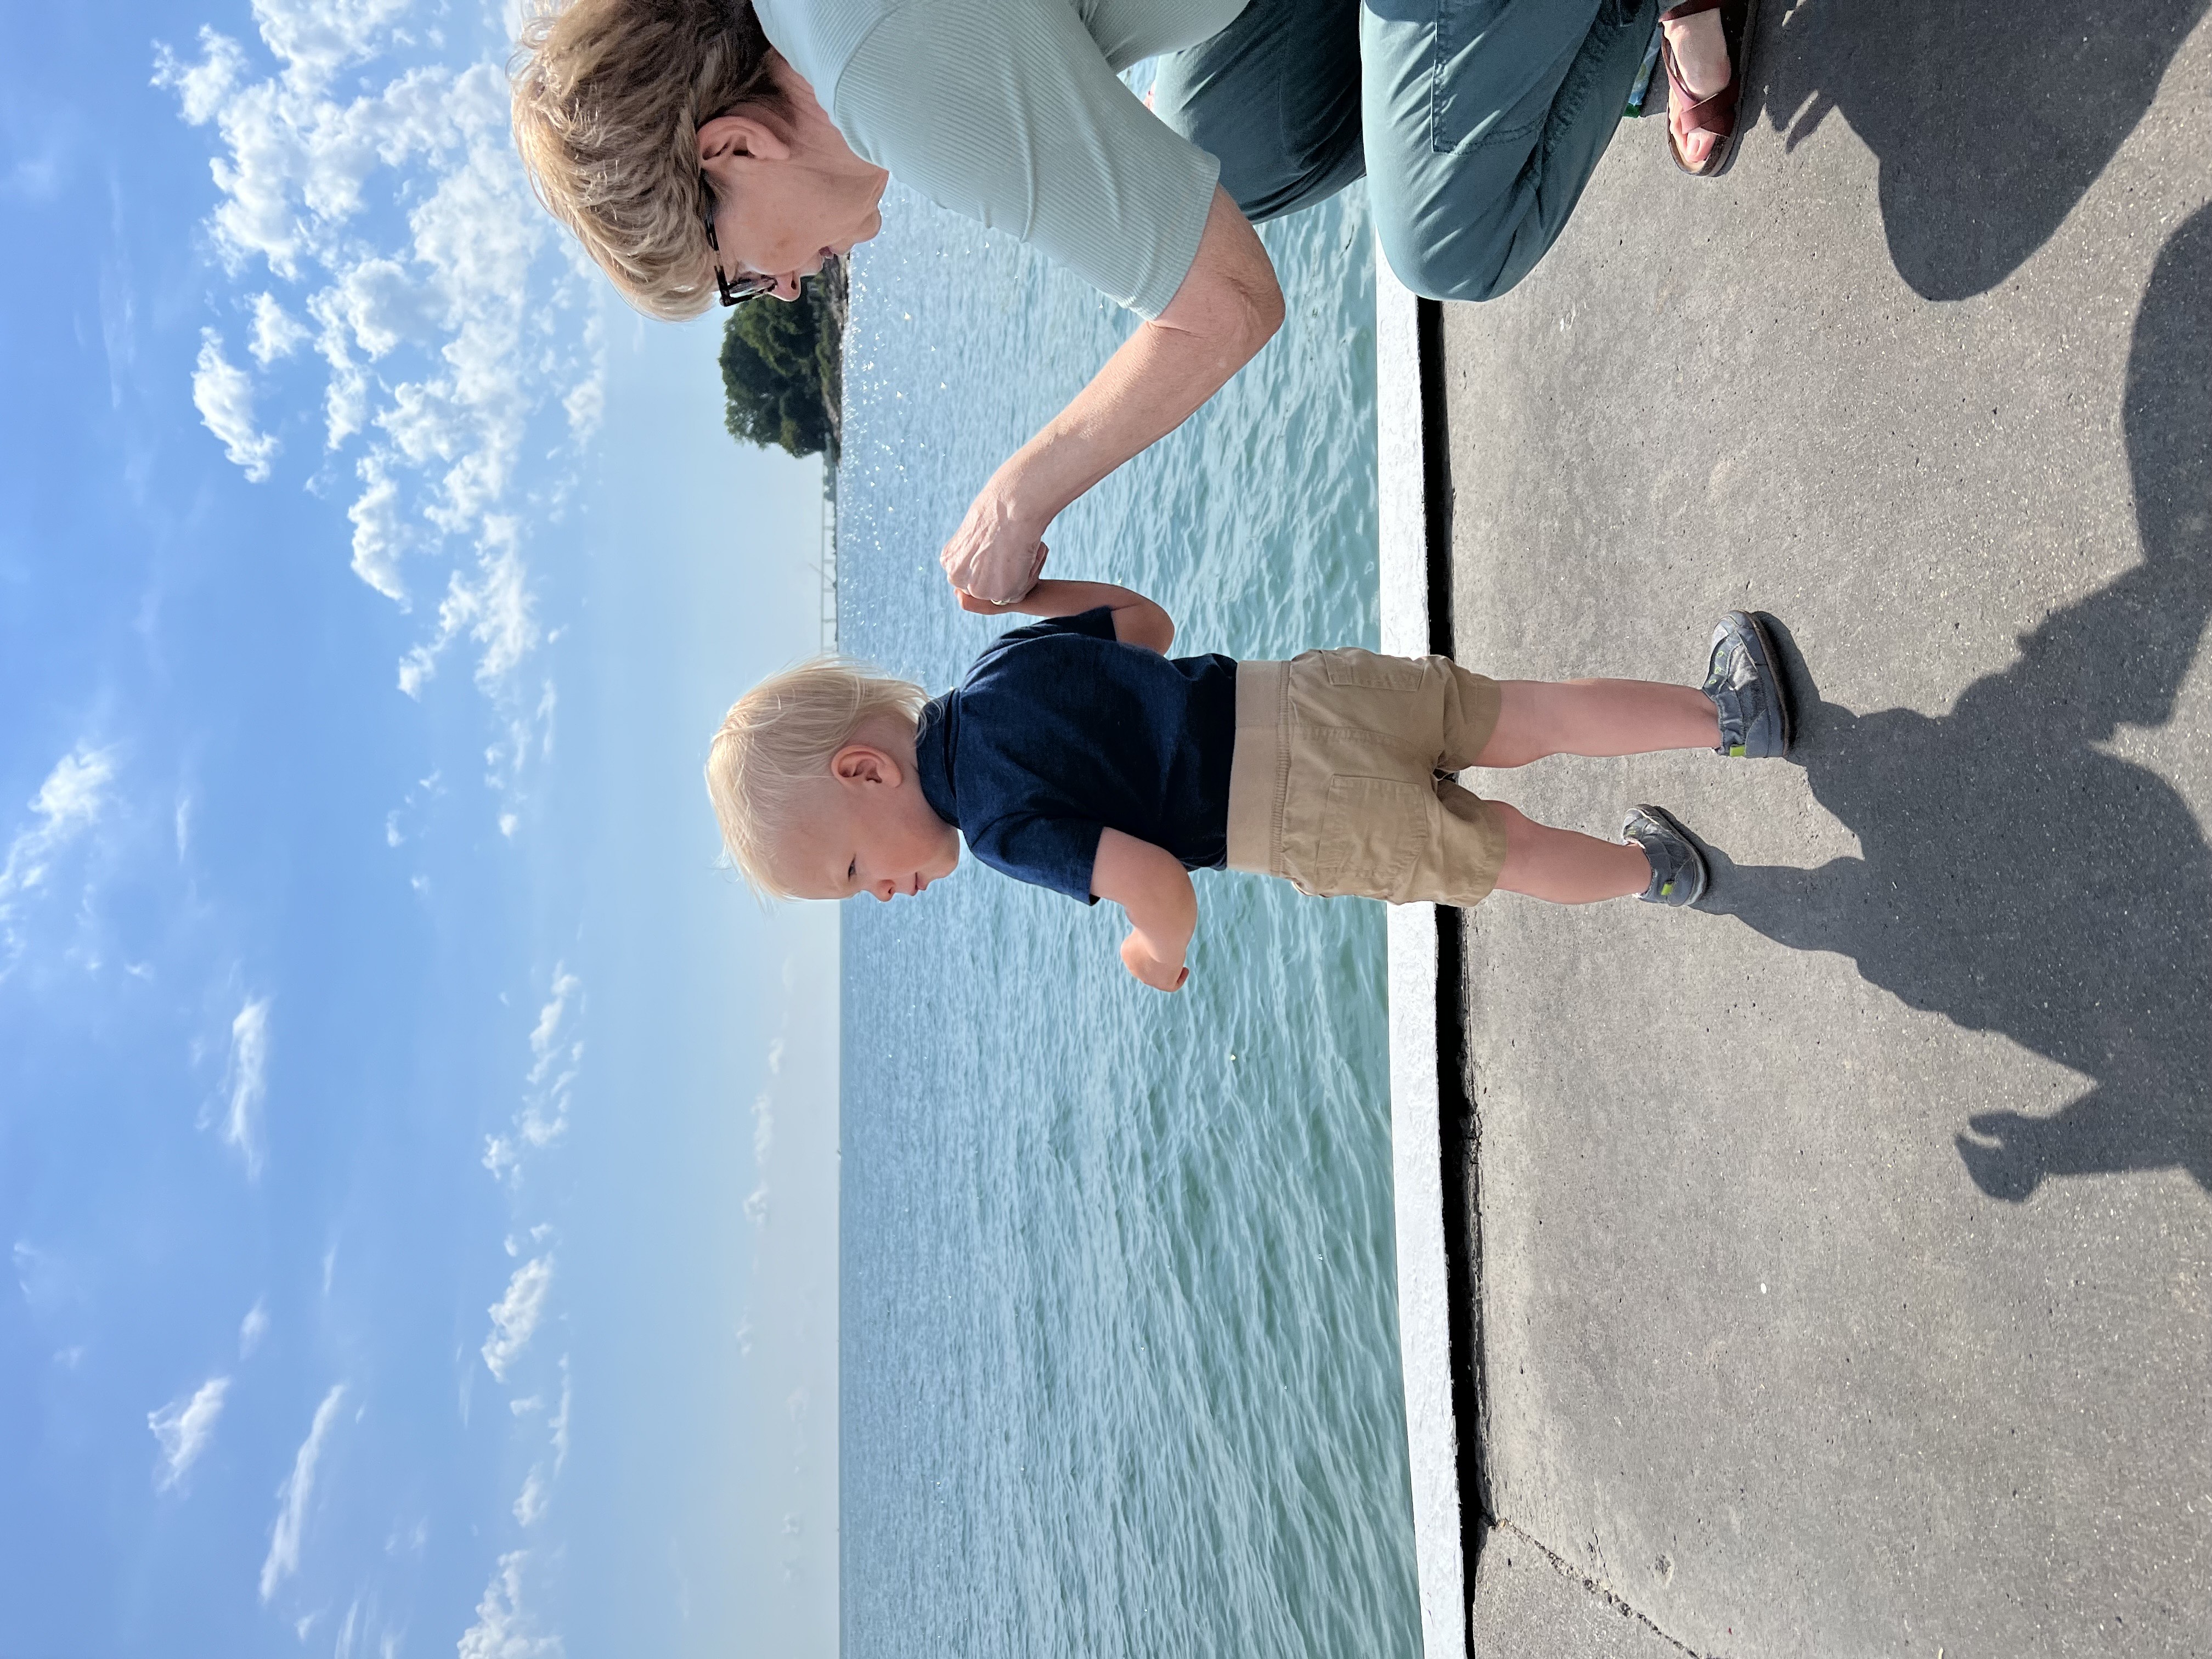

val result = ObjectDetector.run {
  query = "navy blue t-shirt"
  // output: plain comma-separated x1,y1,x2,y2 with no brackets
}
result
911,609,1238,903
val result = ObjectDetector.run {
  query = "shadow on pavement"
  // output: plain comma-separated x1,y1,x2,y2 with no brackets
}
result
1706,204,2212,1200
1759,0,2209,300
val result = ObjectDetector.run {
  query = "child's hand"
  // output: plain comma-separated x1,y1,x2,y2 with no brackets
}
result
1120,931,1188,993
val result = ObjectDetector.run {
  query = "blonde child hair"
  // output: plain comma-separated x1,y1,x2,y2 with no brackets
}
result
510,0,783,320
706,657,929,896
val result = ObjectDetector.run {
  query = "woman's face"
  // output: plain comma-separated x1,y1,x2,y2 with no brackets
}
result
696,81,887,302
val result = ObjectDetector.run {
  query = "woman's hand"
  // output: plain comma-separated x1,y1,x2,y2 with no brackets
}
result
941,496,1049,606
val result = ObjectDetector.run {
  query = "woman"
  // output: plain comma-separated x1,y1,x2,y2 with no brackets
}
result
511,0,1752,605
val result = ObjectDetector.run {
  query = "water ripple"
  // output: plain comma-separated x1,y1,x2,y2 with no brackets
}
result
840,181,1414,1659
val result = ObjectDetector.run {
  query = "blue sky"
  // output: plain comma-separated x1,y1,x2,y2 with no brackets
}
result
0,3,839,1655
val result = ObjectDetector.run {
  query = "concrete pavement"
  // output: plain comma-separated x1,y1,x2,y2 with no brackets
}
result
1415,5,2212,1654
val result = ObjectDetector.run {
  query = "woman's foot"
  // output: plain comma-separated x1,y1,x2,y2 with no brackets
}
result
1659,7,1732,171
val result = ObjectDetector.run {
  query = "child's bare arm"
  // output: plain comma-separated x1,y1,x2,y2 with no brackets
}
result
959,579,1175,654
1091,828,1195,992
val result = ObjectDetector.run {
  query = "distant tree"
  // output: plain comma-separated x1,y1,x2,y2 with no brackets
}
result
719,264,844,462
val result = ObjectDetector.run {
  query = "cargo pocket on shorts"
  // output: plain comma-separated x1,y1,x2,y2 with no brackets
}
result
1321,650,1427,693
1313,776,1429,899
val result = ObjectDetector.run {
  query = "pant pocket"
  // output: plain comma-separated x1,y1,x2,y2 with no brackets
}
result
1430,0,1597,154
1313,776,1430,898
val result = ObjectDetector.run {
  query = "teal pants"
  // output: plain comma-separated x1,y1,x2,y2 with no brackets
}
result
1150,0,1657,301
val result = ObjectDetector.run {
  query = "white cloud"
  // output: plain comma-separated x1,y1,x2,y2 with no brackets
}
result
512,1467,548,1527
0,746,117,953
548,1357,570,1473
247,290,310,363
526,971,578,1082
154,9,602,808
239,1298,270,1357
484,969,583,1184
329,255,435,360
222,998,272,1180
457,1550,562,1659
347,451,410,605
12,1240,73,1314
2,748,115,872
395,521,540,699
249,0,412,92
561,370,603,444
516,968,580,1149
532,681,557,763
153,27,247,125
481,1257,554,1382
259,1383,347,1601
193,330,280,481
149,1376,231,1490
744,1088,774,1227
1,137,66,204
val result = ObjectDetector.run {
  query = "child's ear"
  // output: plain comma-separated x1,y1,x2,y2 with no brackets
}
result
831,744,903,787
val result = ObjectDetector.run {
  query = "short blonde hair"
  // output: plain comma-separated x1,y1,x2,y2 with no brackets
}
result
510,0,783,320
706,657,929,896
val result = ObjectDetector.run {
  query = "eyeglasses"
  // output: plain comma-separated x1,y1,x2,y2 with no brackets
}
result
700,172,776,308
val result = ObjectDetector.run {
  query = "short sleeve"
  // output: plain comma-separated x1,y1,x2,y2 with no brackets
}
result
832,0,1220,318
969,812,1107,904
966,608,1121,678
985,607,1120,653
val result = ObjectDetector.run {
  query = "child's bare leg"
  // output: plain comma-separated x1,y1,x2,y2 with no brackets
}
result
1489,801,1650,904
1475,680,1719,769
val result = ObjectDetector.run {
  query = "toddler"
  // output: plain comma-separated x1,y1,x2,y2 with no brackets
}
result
706,580,1790,991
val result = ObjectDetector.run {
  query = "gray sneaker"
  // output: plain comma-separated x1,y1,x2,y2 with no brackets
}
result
1624,805,1708,906
1703,611,1792,758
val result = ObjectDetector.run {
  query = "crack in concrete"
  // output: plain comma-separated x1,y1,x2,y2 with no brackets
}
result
1487,1516,1705,1658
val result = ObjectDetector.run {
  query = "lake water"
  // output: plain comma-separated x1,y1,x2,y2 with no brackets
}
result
837,178,1419,1658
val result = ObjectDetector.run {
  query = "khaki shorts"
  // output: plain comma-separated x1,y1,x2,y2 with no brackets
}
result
1225,649,1509,907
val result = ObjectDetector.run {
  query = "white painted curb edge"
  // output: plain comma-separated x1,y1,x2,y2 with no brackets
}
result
1375,244,1468,1659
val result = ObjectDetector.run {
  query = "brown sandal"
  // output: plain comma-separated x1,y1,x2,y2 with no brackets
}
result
1657,0,1760,178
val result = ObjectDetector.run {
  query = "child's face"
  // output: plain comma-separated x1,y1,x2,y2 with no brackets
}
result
781,741,960,902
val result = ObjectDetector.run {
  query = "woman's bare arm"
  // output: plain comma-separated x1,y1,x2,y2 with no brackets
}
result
938,186,1284,605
